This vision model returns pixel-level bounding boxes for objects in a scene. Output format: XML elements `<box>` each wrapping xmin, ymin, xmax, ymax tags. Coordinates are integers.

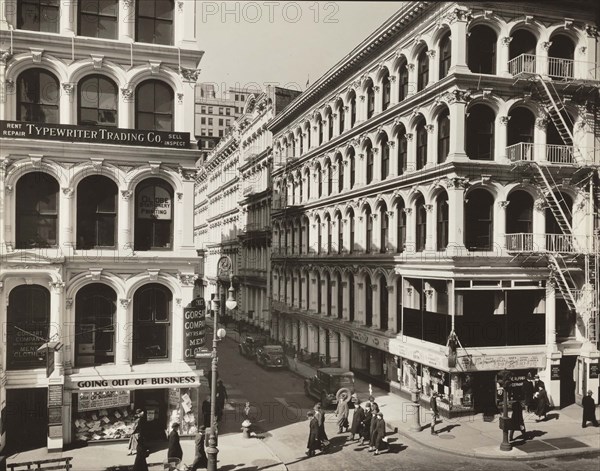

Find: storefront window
<box><xmin>167</xmin><ymin>388</ymin><xmax>200</xmax><ymax>436</ymax></box>
<box><xmin>133</xmin><ymin>284</ymin><xmax>172</xmax><ymax>363</ymax></box>
<box><xmin>73</xmin><ymin>391</ymin><xmax>134</xmax><ymax>442</ymax></box>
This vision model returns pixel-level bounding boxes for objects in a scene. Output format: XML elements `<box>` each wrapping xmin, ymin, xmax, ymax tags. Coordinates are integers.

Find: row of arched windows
<box><xmin>16</xmin><ymin>69</ymin><xmax>174</xmax><ymax>130</ymax></box>
<box><xmin>14</xmin><ymin>172</ymin><xmax>174</xmax><ymax>250</ymax></box>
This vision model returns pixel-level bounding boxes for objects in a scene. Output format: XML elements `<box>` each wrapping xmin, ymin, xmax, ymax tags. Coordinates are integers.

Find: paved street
<box><xmin>215</xmin><ymin>335</ymin><xmax>600</xmax><ymax>471</ymax></box>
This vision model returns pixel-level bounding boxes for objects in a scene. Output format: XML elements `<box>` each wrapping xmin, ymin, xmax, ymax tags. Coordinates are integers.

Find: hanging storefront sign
<box><xmin>78</xmin><ymin>390</ymin><xmax>131</xmax><ymax>412</ymax></box>
<box><xmin>6</xmin><ymin>324</ymin><xmax>47</xmax><ymax>370</ymax></box>
<box><xmin>137</xmin><ymin>185</ymin><xmax>172</xmax><ymax>220</ymax></box>
<box><xmin>590</xmin><ymin>363</ymin><xmax>599</xmax><ymax>379</ymax></box>
<box><xmin>183</xmin><ymin>306</ymin><xmax>206</xmax><ymax>361</ymax></box>
<box><xmin>0</xmin><ymin>120</ymin><xmax>190</xmax><ymax>148</ymax></box>
<box><xmin>48</xmin><ymin>385</ymin><xmax>64</xmax><ymax>407</ymax></box>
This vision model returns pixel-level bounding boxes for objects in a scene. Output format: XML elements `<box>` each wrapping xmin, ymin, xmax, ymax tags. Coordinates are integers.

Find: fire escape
<box><xmin>507</xmin><ymin>53</ymin><xmax>599</xmax><ymax>345</ymax></box>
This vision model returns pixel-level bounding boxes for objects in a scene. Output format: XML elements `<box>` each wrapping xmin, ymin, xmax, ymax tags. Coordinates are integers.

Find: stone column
<box><xmin>319</xmin><ymin>326</ymin><xmax>327</xmax><ymax>358</ymax></box>
<box><xmin>425</xmin><ymin>124</ymin><xmax>436</xmax><ymax>167</ymax></box>
<box><xmin>356</xmin><ymin>275</ymin><xmax>366</xmax><ymax>325</ymax></box>
<box><xmin>496</xmin><ymin>200</ymin><xmax>509</xmax><ymax>250</ymax></box>
<box><xmin>406</xmin><ymin>63</ymin><xmax>416</xmax><ymax>98</ymax></box>
<box><xmin>533</xmin><ymin>200</ymin><xmax>546</xmax><ymax>250</ymax></box>
<box><xmin>372</xmin><ymin>147</ymin><xmax>381</xmax><ymax>183</ymax></box>
<box><xmin>372</xmin><ymin>282</ymin><xmax>380</xmax><ymax>329</ymax></box>
<box><xmin>340</xmin><ymin>333</ymin><xmax>351</xmax><ymax>370</ymax></box>
<box><xmin>446</xmin><ymin>179</ymin><xmax>467</xmax><ymax>255</ymax></box>
<box><xmin>405</xmin><ymin>133</ymin><xmax>416</xmax><ymax>173</ymax></box>
<box><xmin>328</xmin><ymin>331</ymin><xmax>339</xmax><ymax>365</ymax></box>
<box><xmin>118</xmin><ymin>0</ymin><xmax>135</xmax><ymax>42</ymax></box>
<box><xmin>499</xmin><ymin>36</ymin><xmax>513</xmax><ymax>77</ymax></box>
<box><xmin>448</xmin><ymin>9</ymin><xmax>470</xmax><ymax>74</ymax></box>
<box><xmin>308</xmin><ymin>324</ymin><xmax>319</xmax><ymax>353</ymax></box>
<box><xmin>371</xmin><ymin>212</ymin><xmax>380</xmax><ymax>253</ymax></box>
<box><xmin>387</xmin><ymin>210</ymin><xmax>398</xmax><ymax>253</ymax></box>
<box><xmin>60</xmin><ymin>82</ymin><xmax>75</xmax><ymax>125</ymax></box>
<box><xmin>59</xmin><ymin>0</ymin><xmax>75</xmax><ymax>36</ymax></box>
<box><xmin>534</xmin><ymin>116</ymin><xmax>548</xmax><ymax>162</ymax></box>
<box><xmin>341</xmin><ymin>273</ymin><xmax>350</xmax><ymax>321</ymax></box>
<box><xmin>545</xmin><ymin>281</ymin><xmax>561</xmax><ymax>407</ymax></box>
<box><xmin>388</xmin><ymin>140</ymin><xmax>398</xmax><ymax>176</ymax></box>
<box><xmin>115</xmin><ymin>297</ymin><xmax>131</xmax><ymax>367</ymax></box>
<box><xmin>447</xmin><ymin>96</ymin><xmax>468</xmax><ymax>161</ymax></box>
<box><xmin>388</xmin><ymin>281</ymin><xmax>398</xmax><ymax>333</ymax></box>
<box><xmin>426</xmin><ymin>50</ymin><xmax>438</xmax><ymax>86</ymax></box>
<box><xmin>496</xmin><ymin>115</ymin><xmax>510</xmax><ymax>163</ymax></box>
<box><xmin>49</xmin><ymin>281</ymin><xmax>65</xmax><ymax>376</ymax></box>
<box><xmin>59</xmin><ymin>186</ymin><xmax>74</xmax><ymax>257</ymax></box>
<box><xmin>403</xmin><ymin>208</ymin><xmax>415</xmax><ymax>254</ymax></box>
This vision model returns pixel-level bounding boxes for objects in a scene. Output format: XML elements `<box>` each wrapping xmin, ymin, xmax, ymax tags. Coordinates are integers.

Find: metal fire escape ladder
<box><xmin>548</xmin><ymin>255</ymin><xmax>578</xmax><ymax>311</ymax></box>
<box><xmin>530</xmin><ymin>162</ymin><xmax>574</xmax><ymax>235</ymax></box>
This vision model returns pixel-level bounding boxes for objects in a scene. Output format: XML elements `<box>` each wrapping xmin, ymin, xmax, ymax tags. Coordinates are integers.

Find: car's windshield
<box><xmin>332</xmin><ymin>376</ymin><xmax>354</xmax><ymax>388</ymax></box>
<box><xmin>264</xmin><ymin>346</ymin><xmax>283</xmax><ymax>354</ymax></box>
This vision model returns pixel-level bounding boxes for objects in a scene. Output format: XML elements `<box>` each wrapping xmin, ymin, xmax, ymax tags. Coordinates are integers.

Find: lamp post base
<box><xmin>408</xmin><ymin>403</ymin><xmax>422</xmax><ymax>432</ymax></box>
<box><xmin>206</xmin><ymin>444</ymin><xmax>219</xmax><ymax>471</ymax></box>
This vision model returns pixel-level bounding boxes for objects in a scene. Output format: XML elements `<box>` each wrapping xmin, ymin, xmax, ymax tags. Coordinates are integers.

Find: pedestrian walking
<box><xmin>349</xmin><ymin>400</ymin><xmax>365</xmax><ymax>441</ymax></box>
<box><xmin>335</xmin><ymin>392</ymin><xmax>350</xmax><ymax>433</ymax></box>
<box><xmin>582</xmin><ymin>390</ymin><xmax>599</xmax><ymax>428</ymax></box>
<box><xmin>534</xmin><ymin>386</ymin><xmax>549</xmax><ymax>421</ymax></box>
<box><xmin>314</xmin><ymin>403</ymin><xmax>329</xmax><ymax>448</ymax></box>
<box><xmin>133</xmin><ymin>436</ymin><xmax>149</xmax><ymax>471</ymax></box>
<box><xmin>202</xmin><ymin>396</ymin><xmax>212</xmax><ymax>428</ymax></box>
<box><xmin>167</xmin><ymin>422</ymin><xmax>183</xmax><ymax>464</ymax></box>
<box><xmin>523</xmin><ymin>373</ymin><xmax>535</xmax><ymax>412</ymax></box>
<box><xmin>359</xmin><ymin>404</ymin><xmax>372</xmax><ymax>445</ymax></box>
<box><xmin>430</xmin><ymin>392</ymin><xmax>440</xmax><ymax>434</ymax></box>
<box><xmin>509</xmin><ymin>400</ymin><xmax>527</xmax><ymax>441</ymax></box>
<box><xmin>128</xmin><ymin>409</ymin><xmax>146</xmax><ymax>456</ymax></box>
<box><xmin>368</xmin><ymin>403</ymin><xmax>380</xmax><ymax>451</ymax></box>
<box><xmin>190</xmin><ymin>426</ymin><xmax>208</xmax><ymax>471</ymax></box>
<box><xmin>305</xmin><ymin>410</ymin><xmax>321</xmax><ymax>457</ymax></box>
<box><xmin>215</xmin><ymin>380</ymin><xmax>228</xmax><ymax>422</ymax></box>
<box><xmin>372</xmin><ymin>413</ymin><xmax>387</xmax><ymax>455</ymax></box>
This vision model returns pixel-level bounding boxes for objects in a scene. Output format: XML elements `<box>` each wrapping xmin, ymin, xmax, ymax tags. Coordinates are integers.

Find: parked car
<box><xmin>239</xmin><ymin>336</ymin><xmax>267</xmax><ymax>359</ymax></box>
<box><xmin>304</xmin><ymin>368</ymin><xmax>356</xmax><ymax>408</ymax></box>
<box><xmin>255</xmin><ymin>345</ymin><xmax>288</xmax><ymax>369</ymax></box>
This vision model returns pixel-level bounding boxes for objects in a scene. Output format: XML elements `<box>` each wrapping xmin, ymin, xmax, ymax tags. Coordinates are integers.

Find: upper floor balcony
<box><xmin>505</xmin><ymin>233</ymin><xmax>594</xmax><ymax>254</ymax></box>
<box><xmin>508</xmin><ymin>54</ymin><xmax>600</xmax><ymax>82</ymax></box>
<box><xmin>507</xmin><ymin>143</ymin><xmax>595</xmax><ymax>166</ymax></box>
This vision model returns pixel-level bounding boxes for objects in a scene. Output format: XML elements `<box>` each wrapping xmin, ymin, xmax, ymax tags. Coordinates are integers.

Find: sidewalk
<box><xmin>6</xmin><ymin>433</ymin><xmax>286</xmax><ymax>471</ymax></box>
<box><xmin>286</xmin><ymin>356</ymin><xmax>600</xmax><ymax>461</ymax></box>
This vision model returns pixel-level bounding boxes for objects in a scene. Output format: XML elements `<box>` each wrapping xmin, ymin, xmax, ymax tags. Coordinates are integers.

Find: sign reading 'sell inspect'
<box><xmin>0</xmin><ymin>120</ymin><xmax>190</xmax><ymax>148</ymax></box>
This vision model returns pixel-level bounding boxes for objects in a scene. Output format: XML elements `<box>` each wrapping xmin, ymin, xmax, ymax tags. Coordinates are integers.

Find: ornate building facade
<box><xmin>269</xmin><ymin>1</ymin><xmax>600</xmax><ymax>416</ymax></box>
<box><xmin>0</xmin><ymin>0</ymin><xmax>202</xmax><ymax>451</ymax></box>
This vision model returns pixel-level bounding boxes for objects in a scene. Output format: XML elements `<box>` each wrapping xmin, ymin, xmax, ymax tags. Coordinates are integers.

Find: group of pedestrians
<box><xmin>523</xmin><ymin>373</ymin><xmax>550</xmax><ymax>421</ymax></box>
<box><xmin>306</xmin><ymin>396</ymin><xmax>388</xmax><ymax>458</ymax></box>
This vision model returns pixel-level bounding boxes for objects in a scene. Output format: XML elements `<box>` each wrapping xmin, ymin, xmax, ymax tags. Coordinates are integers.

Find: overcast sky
<box><xmin>196</xmin><ymin>1</ymin><xmax>401</xmax><ymax>97</ymax></box>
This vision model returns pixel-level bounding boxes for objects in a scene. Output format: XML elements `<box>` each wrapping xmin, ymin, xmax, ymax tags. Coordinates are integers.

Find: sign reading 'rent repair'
<box><xmin>0</xmin><ymin>120</ymin><xmax>190</xmax><ymax>149</ymax></box>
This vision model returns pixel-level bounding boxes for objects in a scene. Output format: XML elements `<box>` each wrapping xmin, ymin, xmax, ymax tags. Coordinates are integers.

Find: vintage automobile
<box><xmin>255</xmin><ymin>345</ymin><xmax>288</xmax><ymax>369</ymax></box>
<box><xmin>238</xmin><ymin>336</ymin><xmax>267</xmax><ymax>359</ymax></box>
<box><xmin>304</xmin><ymin>368</ymin><xmax>356</xmax><ymax>408</ymax></box>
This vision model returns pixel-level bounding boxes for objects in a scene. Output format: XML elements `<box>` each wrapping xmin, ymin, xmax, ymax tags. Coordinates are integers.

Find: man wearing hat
<box><xmin>190</xmin><ymin>425</ymin><xmax>208</xmax><ymax>471</ymax></box>
<box><xmin>167</xmin><ymin>422</ymin><xmax>183</xmax><ymax>464</ymax></box>
<box><xmin>582</xmin><ymin>390</ymin><xmax>599</xmax><ymax>428</ymax></box>
<box><xmin>128</xmin><ymin>409</ymin><xmax>145</xmax><ymax>455</ymax></box>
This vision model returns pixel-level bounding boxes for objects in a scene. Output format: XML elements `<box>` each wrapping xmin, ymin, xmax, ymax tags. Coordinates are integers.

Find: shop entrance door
<box><xmin>135</xmin><ymin>389</ymin><xmax>168</xmax><ymax>441</ymax></box>
<box><xmin>473</xmin><ymin>372</ymin><xmax>497</xmax><ymax>414</ymax></box>
<box><xmin>560</xmin><ymin>355</ymin><xmax>577</xmax><ymax>407</ymax></box>
<box><xmin>5</xmin><ymin>388</ymin><xmax>48</xmax><ymax>452</ymax></box>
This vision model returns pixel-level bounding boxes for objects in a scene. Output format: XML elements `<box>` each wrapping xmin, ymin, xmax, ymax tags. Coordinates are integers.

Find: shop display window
<box><xmin>73</xmin><ymin>391</ymin><xmax>135</xmax><ymax>442</ymax></box>
<box><xmin>167</xmin><ymin>387</ymin><xmax>200</xmax><ymax>436</ymax></box>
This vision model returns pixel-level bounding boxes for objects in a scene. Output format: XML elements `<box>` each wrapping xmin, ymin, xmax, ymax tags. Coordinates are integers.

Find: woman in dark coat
<box><xmin>133</xmin><ymin>437</ymin><xmax>149</xmax><ymax>471</ymax></box>
<box><xmin>535</xmin><ymin>387</ymin><xmax>549</xmax><ymax>421</ymax></box>
<box><xmin>582</xmin><ymin>390</ymin><xmax>599</xmax><ymax>427</ymax></box>
<box><xmin>368</xmin><ymin>403</ymin><xmax>380</xmax><ymax>450</ymax></box>
<box><xmin>190</xmin><ymin>426</ymin><xmax>208</xmax><ymax>471</ymax></box>
<box><xmin>306</xmin><ymin>411</ymin><xmax>321</xmax><ymax>457</ymax></box>
<box><xmin>372</xmin><ymin>413</ymin><xmax>387</xmax><ymax>455</ymax></box>
<box><xmin>349</xmin><ymin>401</ymin><xmax>365</xmax><ymax>441</ymax></box>
<box><xmin>314</xmin><ymin>403</ymin><xmax>329</xmax><ymax>447</ymax></box>
<box><xmin>523</xmin><ymin>373</ymin><xmax>535</xmax><ymax>412</ymax></box>
<box><xmin>359</xmin><ymin>405</ymin><xmax>372</xmax><ymax>445</ymax></box>
<box><xmin>167</xmin><ymin>423</ymin><xmax>183</xmax><ymax>463</ymax></box>
<box><xmin>509</xmin><ymin>400</ymin><xmax>526</xmax><ymax>441</ymax></box>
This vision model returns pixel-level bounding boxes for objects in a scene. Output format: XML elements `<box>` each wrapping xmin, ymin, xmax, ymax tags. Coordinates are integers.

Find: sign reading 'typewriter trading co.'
<box><xmin>0</xmin><ymin>120</ymin><xmax>190</xmax><ymax>148</ymax></box>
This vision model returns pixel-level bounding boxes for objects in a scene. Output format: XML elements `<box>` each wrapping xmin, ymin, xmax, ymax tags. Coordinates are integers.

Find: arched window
<box><xmin>325</xmin><ymin>272</ymin><xmax>332</xmax><ymax>316</ymax></box>
<box><xmin>326</xmin><ymin>215</ymin><xmax>332</xmax><ymax>254</ymax></box>
<box><xmin>417</xmin><ymin>49</ymin><xmax>429</xmax><ymax>91</ymax></box>
<box><xmin>439</xmin><ymin>33</ymin><xmax>452</xmax><ymax>79</ymax></box>
<box><xmin>365</xmin><ymin>276</ymin><xmax>373</xmax><ymax>327</ymax></box>
<box><xmin>136</xmin><ymin>0</ymin><xmax>174</xmax><ymax>45</ymax></box>
<box><xmin>350</xmin><ymin>93</ymin><xmax>357</xmax><ymax>128</ymax></box>
<box><xmin>509</xmin><ymin>30</ymin><xmax>537</xmax><ymax>74</ymax></box>
<box><xmin>381</xmin><ymin>70</ymin><xmax>391</xmax><ymax>111</ymax></box>
<box><xmin>306</xmin><ymin>124</ymin><xmax>312</xmax><ymax>149</ymax></box>
<box><xmin>366</xmin><ymin>140</ymin><xmax>374</xmax><ymax>184</ymax></box>
<box><xmin>508</xmin><ymin>107</ymin><xmax>535</xmax><ymax>146</ymax></box>
<box><xmin>507</xmin><ymin>191</ymin><xmax>533</xmax><ymax>235</ymax></box>
<box><xmin>337</xmin><ymin>155</ymin><xmax>344</xmax><ymax>193</ymax></box>
<box><xmin>349</xmin><ymin>148</ymin><xmax>356</xmax><ymax>188</ymax></box>
<box><xmin>317</xmin><ymin>165</ymin><xmax>323</xmax><ymax>197</ymax></box>
<box><xmin>76</xmin><ymin>283</ymin><xmax>116</xmax><ymax>366</ymax></box>
<box><xmin>416</xmin><ymin>119</ymin><xmax>428</xmax><ymax>170</ymax></box>
<box><xmin>78</xmin><ymin>75</ymin><xmax>118</xmax><ymax>126</ymax></box>
<box><xmin>398</xmin><ymin>61</ymin><xmax>409</xmax><ymax>101</ymax></box>
<box><xmin>348</xmin><ymin>273</ymin><xmax>355</xmax><ymax>322</ymax></box>
<box><xmin>396</xmin><ymin>199</ymin><xmax>406</xmax><ymax>253</ymax></box>
<box><xmin>437</xmin><ymin>109</ymin><xmax>450</xmax><ymax>163</ymax></box>
<box><xmin>133</xmin><ymin>284</ymin><xmax>172</xmax><ymax>362</ymax></box>
<box><xmin>337</xmin><ymin>213</ymin><xmax>344</xmax><ymax>254</ymax></box>
<box><xmin>316</xmin><ymin>217</ymin><xmax>322</xmax><ymax>254</ymax></box>
<box><xmin>548</xmin><ymin>35</ymin><xmax>575</xmax><ymax>79</ymax></box>
<box><xmin>7</xmin><ymin>285</ymin><xmax>50</xmax><ymax>370</ymax></box>
<box><xmin>468</xmin><ymin>25</ymin><xmax>497</xmax><ymax>74</ymax></box>
<box><xmin>348</xmin><ymin>210</ymin><xmax>355</xmax><ymax>253</ymax></box>
<box><xmin>415</xmin><ymin>195</ymin><xmax>427</xmax><ymax>252</ymax></box>
<box><xmin>326</xmin><ymin>162</ymin><xmax>333</xmax><ymax>195</ymax></box>
<box><xmin>298</xmin><ymin>131</ymin><xmax>304</xmax><ymax>155</ymax></box>
<box><xmin>337</xmin><ymin>273</ymin><xmax>343</xmax><ymax>319</ymax></box>
<box><xmin>316</xmin><ymin>271</ymin><xmax>322</xmax><ymax>312</ymax></box>
<box><xmin>16</xmin><ymin>172</ymin><xmax>59</xmax><ymax>248</ymax></box>
<box><xmin>134</xmin><ymin>178</ymin><xmax>174</xmax><ymax>250</ymax></box>
<box><xmin>328</xmin><ymin>112</ymin><xmax>334</xmax><ymax>139</ymax></box>
<box><xmin>380</xmin><ymin>203</ymin><xmax>389</xmax><ymax>253</ymax></box>
<box><xmin>136</xmin><ymin>80</ymin><xmax>173</xmax><ymax>131</ymax></box>
<box><xmin>466</xmin><ymin>105</ymin><xmax>495</xmax><ymax>160</ymax></box>
<box><xmin>305</xmin><ymin>171</ymin><xmax>311</xmax><ymax>200</ymax></box>
<box><xmin>465</xmin><ymin>189</ymin><xmax>494</xmax><ymax>250</ymax></box>
<box><xmin>77</xmin><ymin>175</ymin><xmax>118</xmax><ymax>249</ymax></box>
<box><xmin>379</xmin><ymin>275</ymin><xmax>389</xmax><ymax>331</ymax></box>
<box><xmin>317</xmin><ymin>117</ymin><xmax>324</xmax><ymax>145</ymax></box>
<box><xmin>380</xmin><ymin>133</ymin><xmax>390</xmax><ymax>180</ymax></box>
<box><xmin>436</xmin><ymin>192</ymin><xmax>449</xmax><ymax>251</ymax></box>
<box><xmin>17</xmin><ymin>69</ymin><xmax>59</xmax><ymax>123</ymax></box>
<box><xmin>365</xmin><ymin>206</ymin><xmax>373</xmax><ymax>253</ymax></box>
<box><xmin>366</xmin><ymin>79</ymin><xmax>375</xmax><ymax>119</ymax></box>
<box><xmin>79</xmin><ymin>0</ymin><xmax>118</xmax><ymax>39</ymax></box>
<box><xmin>397</xmin><ymin>127</ymin><xmax>408</xmax><ymax>175</ymax></box>
<box><xmin>337</xmin><ymin>100</ymin><xmax>345</xmax><ymax>134</ymax></box>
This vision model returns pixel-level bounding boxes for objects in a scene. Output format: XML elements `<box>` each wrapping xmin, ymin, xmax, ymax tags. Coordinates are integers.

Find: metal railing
<box><xmin>506</xmin><ymin>142</ymin><xmax>575</xmax><ymax>164</ymax></box>
<box><xmin>508</xmin><ymin>54</ymin><xmax>599</xmax><ymax>81</ymax></box>
<box><xmin>505</xmin><ymin>233</ymin><xmax>580</xmax><ymax>253</ymax></box>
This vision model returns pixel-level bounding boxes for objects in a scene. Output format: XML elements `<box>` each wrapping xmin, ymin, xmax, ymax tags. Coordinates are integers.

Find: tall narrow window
<box><xmin>338</xmin><ymin>102</ymin><xmax>345</xmax><ymax>134</ymax></box>
<box><xmin>76</xmin><ymin>284</ymin><xmax>116</xmax><ymax>366</ymax></box>
<box><xmin>416</xmin><ymin>196</ymin><xmax>427</xmax><ymax>252</ymax></box>
<box><xmin>337</xmin><ymin>273</ymin><xmax>343</xmax><ymax>318</ymax></box>
<box><xmin>306</xmin><ymin>124</ymin><xmax>312</xmax><ymax>149</ymax></box>
<box><xmin>381</xmin><ymin>133</ymin><xmax>390</xmax><ymax>180</ymax></box>
<box><xmin>17</xmin><ymin>69</ymin><xmax>59</xmax><ymax>124</ymax></box>
<box><xmin>136</xmin><ymin>0</ymin><xmax>174</xmax><ymax>45</ymax></box>
<box><xmin>397</xmin><ymin>201</ymin><xmax>406</xmax><ymax>253</ymax></box>
<box><xmin>16</xmin><ymin>172</ymin><xmax>59</xmax><ymax>248</ymax></box>
<box><xmin>136</xmin><ymin>80</ymin><xmax>173</xmax><ymax>131</ymax></box>
<box><xmin>466</xmin><ymin>105</ymin><xmax>495</xmax><ymax>160</ymax></box>
<box><xmin>439</xmin><ymin>33</ymin><xmax>452</xmax><ymax>79</ymax></box>
<box><xmin>468</xmin><ymin>25</ymin><xmax>497</xmax><ymax>74</ymax></box>
<box><xmin>78</xmin><ymin>0</ymin><xmax>118</xmax><ymax>39</ymax></box>
<box><xmin>133</xmin><ymin>284</ymin><xmax>172</xmax><ymax>362</ymax></box>
<box><xmin>326</xmin><ymin>216</ymin><xmax>332</xmax><ymax>254</ymax></box>
<box><xmin>366</xmin><ymin>141</ymin><xmax>374</xmax><ymax>184</ymax></box>
<box><xmin>337</xmin><ymin>214</ymin><xmax>344</xmax><ymax>254</ymax></box>
<box><xmin>317</xmin><ymin>165</ymin><xmax>323</xmax><ymax>197</ymax></box>
<box><xmin>337</xmin><ymin>156</ymin><xmax>344</xmax><ymax>193</ymax></box>
<box><xmin>417</xmin><ymin>49</ymin><xmax>429</xmax><ymax>91</ymax></box>
<box><xmin>380</xmin><ymin>204</ymin><xmax>389</xmax><ymax>253</ymax></box>
<box><xmin>349</xmin><ymin>210</ymin><xmax>355</xmax><ymax>253</ymax></box>
<box><xmin>77</xmin><ymin>175</ymin><xmax>117</xmax><ymax>249</ymax></box>
<box><xmin>325</xmin><ymin>273</ymin><xmax>332</xmax><ymax>316</ymax></box>
<box><xmin>365</xmin><ymin>276</ymin><xmax>373</xmax><ymax>327</ymax></box>
<box><xmin>382</xmin><ymin>70</ymin><xmax>391</xmax><ymax>110</ymax></box>
<box><xmin>398</xmin><ymin>62</ymin><xmax>409</xmax><ymax>101</ymax></box>
<box><xmin>365</xmin><ymin>207</ymin><xmax>373</xmax><ymax>253</ymax></box>
<box><xmin>366</xmin><ymin>81</ymin><xmax>375</xmax><ymax>119</ymax></box>
<box><xmin>348</xmin><ymin>273</ymin><xmax>355</xmax><ymax>321</ymax></box>
<box><xmin>465</xmin><ymin>189</ymin><xmax>494</xmax><ymax>250</ymax></box>
<box><xmin>78</xmin><ymin>75</ymin><xmax>118</xmax><ymax>126</ymax></box>
<box><xmin>316</xmin><ymin>218</ymin><xmax>322</xmax><ymax>254</ymax></box>
<box><xmin>327</xmin><ymin>163</ymin><xmax>333</xmax><ymax>195</ymax></box>
<box><xmin>379</xmin><ymin>275</ymin><xmax>389</xmax><ymax>331</ymax></box>
<box><xmin>350</xmin><ymin>94</ymin><xmax>357</xmax><ymax>127</ymax></box>
<box><xmin>437</xmin><ymin>109</ymin><xmax>450</xmax><ymax>163</ymax></box>
<box><xmin>328</xmin><ymin>113</ymin><xmax>334</xmax><ymax>139</ymax></box>
<box><xmin>134</xmin><ymin>178</ymin><xmax>174</xmax><ymax>250</ymax></box>
<box><xmin>18</xmin><ymin>0</ymin><xmax>59</xmax><ymax>33</ymax></box>
<box><xmin>416</xmin><ymin>120</ymin><xmax>428</xmax><ymax>170</ymax></box>
<box><xmin>397</xmin><ymin>130</ymin><xmax>407</xmax><ymax>175</ymax></box>
<box><xmin>436</xmin><ymin>193</ymin><xmax>449</xmax><ymax>250</ymax></box>
<box><xmin>316</xmin><ymin>272</ymin><xmax>322</xmax><ymax>312</ymax></box>
<box><xmin>318</xmin><ymin>118</ymin><xmax>323</xmax><ymax>145</ymax></box>
<box><xmin>349</xmin><ymin>149</ymin><xmax>356</xmax><ymax>188</ymax></box>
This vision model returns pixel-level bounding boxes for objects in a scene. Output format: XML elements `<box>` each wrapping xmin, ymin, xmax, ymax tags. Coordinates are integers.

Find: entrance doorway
<box><xmin>135</xmin><ymin>389</ymin><xmax>168</xmax><ymax>441</ymax></box>
<box><xmin>5</xmin><ymin>388</ymin><xmax>48</xmax><ymax>452</ymax></box>
<box><xmin>473</xmin><ymin>372</ymin><xmax>498</xmax><ymax>414</ymax></box>
<box><xmin>560</xmin><ymin>356</ymin><xmax>577</xmax><ymax>407</ymax></box>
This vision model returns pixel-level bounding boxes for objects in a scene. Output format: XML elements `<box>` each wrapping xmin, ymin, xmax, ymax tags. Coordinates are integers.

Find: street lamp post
<box><xmin>206</xmin><ymin>286</ymin><xmax>236</xmax><ymax>471</ymax></box>
<box><xmin>498</xmin><ymin>369</ymin><xmax>513</xmax><ymax>452</ymax></box>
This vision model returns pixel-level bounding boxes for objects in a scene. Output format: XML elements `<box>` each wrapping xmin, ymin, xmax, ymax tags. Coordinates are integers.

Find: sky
<box><xmin>195</xmin><ymin>1</ymin><xmax>402</xmax><ymax>97</ymax></box>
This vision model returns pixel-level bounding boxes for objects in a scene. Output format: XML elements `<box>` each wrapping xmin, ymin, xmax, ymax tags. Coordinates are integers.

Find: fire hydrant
<box><xmin>241</xmin><ymin>419</ymin><xmax>252</xmax><ymax>438</ymax></box>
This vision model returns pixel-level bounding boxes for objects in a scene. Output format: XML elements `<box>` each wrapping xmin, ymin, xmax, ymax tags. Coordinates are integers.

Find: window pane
<box><xmin>80</xmin><ymin>79</ymin><xmax>99</xmax><ymax>108</ymax></box>
<box><xmin>40</xmin><ymin>5</ymin><xmax>60</xmax><ymax>33</ymax></box>
<box><xmin>137</xmin><ymin>17</ymin><xmax>154</xmax><ymax>43</ymax></box>
<box><xmin>154</xmin><ymin>220</ymin><xmax>171</xmax><ymax>247</ymax></box>
<box><xmin>98</xmin><ymin>0</ymin><xmax>117</xmax><ymax>15</ymax></box>
<box><xmin>138</xmin><ymin>0</ymin><xmax>155</xmax><ymax>17</ymax></box>
<box><xmin>137</xmin><ymin>113</ymin><xmax>155</xmax><ymax>130</ymax></box>
<box><xmin>154</xmin><ymin>84</ymin><xmax>172</xmax><ymax>113</ymax></box>
<box><xmin>155</xmin><ymin>115</ymin><xmax>172</xmax><ymax>131</ymax></box>
<box><xmin>98</xmin><ymin>109</ymin><xmax>117</xmax><ymax>126</ymax></box>
<box><xmin>97</xmin><ymin>16</ymin><xmax>117</xmax><ymax>39</ymax></box>
<box><xmin>97</xmin><ymin>215</ymin><xmax>115</xmax><ymax>246</ymax></box>
<box><xmin>80</xmin><ymin>0</ymin><xmax>99</xmax><ymax>14</ymax></box>
<box><xmin>154</xmin><ymin>20</ymin><xmax>172</xmax><ymax>45</ymax></box>
<box><xmin>39</xmin><ymin>73</ymin><xmax>59</xmax><ymax>105</ymax></box>
<box><xmin>155</xmin><ymin>0</ymin><xmax>173</xmax><ymax>19</ymax></box>
<box><xmin>98</xmin><ymin>79</ymin><xmax>117</xmax><ymax>109</ymax></box>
